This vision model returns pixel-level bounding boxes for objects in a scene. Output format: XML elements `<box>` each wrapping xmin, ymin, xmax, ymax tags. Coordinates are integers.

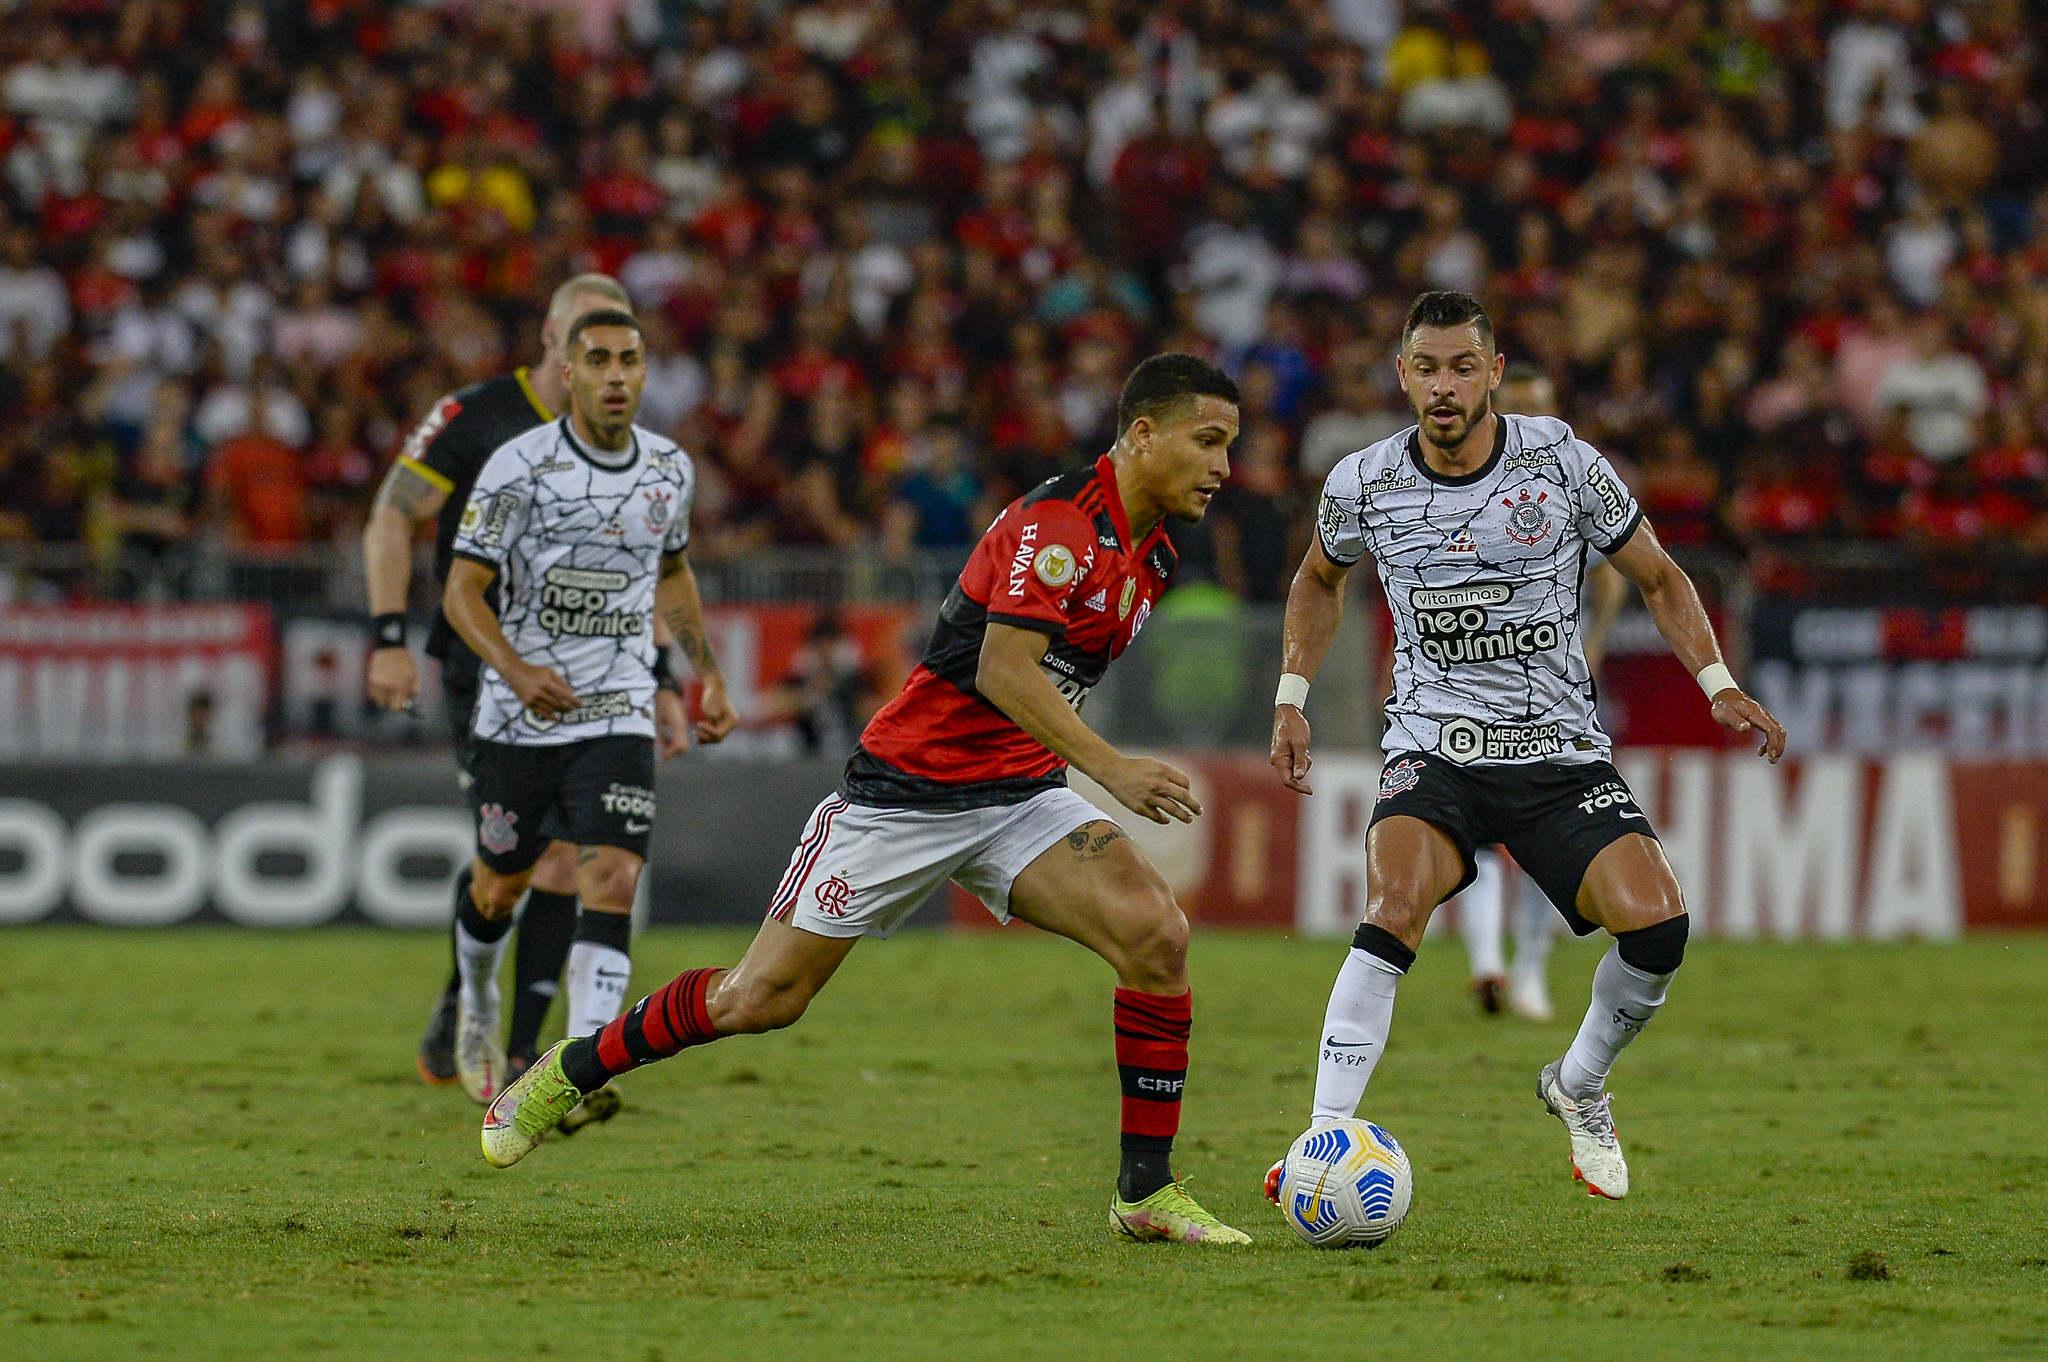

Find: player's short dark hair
<box><xmin>565</xmin><ymin>308</ymin><xmax>645</xmax><ymax>355</ymax></box>
<box><xmin>1402</xmin><ymin>291</ymin><xmax>1494</xmax><ymax>352</ymax></box>
<box><xmin>1501</xmin><ymin>360</ymin><xmax>1546</xmax><ymax>385</ymax></box>
<box><xmin>1116</xmin><ymin>352</ymin><xmax>1240</xmax><ymax>435</ymax></box>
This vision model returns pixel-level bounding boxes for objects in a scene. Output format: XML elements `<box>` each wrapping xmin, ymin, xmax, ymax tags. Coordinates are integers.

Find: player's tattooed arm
<box><xmin>362</xmin><ymin>463</ymin><xmax>454</xmax><ymax>708</ymax></box>
<box><xmin>977</xmin><ymin>622</ymin><xmax>1202</xmax><ymax>825</ymax></box>
<box><xmin>655</xmin><ymin>550</ymin><xmax>738</xmax><ymax>744</ymax></box>
<box><xmin>1270</xmin><ymin>536</ymin><xmax>1355</xmax><ymax>795</ymax></box>
<box><xmin>372</xmin><ymin>461</ymin><xmax>451</xmax><ymax>524</ymax></box>
<box><xmin>1607</xmin><ymin>518</ymin><xmax>1787</xmax><ymax>762</ymax></box>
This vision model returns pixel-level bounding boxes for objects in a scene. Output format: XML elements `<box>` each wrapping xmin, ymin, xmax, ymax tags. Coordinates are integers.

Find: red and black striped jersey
<box><xmin>846</xmin><ymin>454</ymin><xmax>1177</xmax><ymax>810</ymax></box>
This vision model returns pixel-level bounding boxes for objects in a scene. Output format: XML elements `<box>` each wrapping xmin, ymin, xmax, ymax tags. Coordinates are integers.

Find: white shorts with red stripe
<box><xmin>767</xmin><ymin>787</ymin><xmax>1110</xmax><ymax>938</ymax></box>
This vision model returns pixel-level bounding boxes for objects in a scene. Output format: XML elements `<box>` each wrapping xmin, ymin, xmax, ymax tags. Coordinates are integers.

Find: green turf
<box><xmin>2</xmin><ymin>927</ymin><xmax>2044</xmax><ymax>1361</ymax></box>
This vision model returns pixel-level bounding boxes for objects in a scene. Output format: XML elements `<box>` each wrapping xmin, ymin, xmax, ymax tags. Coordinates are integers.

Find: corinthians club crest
<box><xmin>642</xmin><ymin>487</ymin><xmax>673</xmax><ymax>534</ymax></box>
<box><xmin>1501</xmin><ymin>488</ymin><xmax>1551</xmax><ymax>545</ymax></box>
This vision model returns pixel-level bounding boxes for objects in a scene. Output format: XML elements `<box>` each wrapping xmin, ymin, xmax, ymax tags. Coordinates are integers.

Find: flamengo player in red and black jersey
<box><xmin>481</xmin><ymin>354</ymin><xmax>1256</xmax><ymax>1245</ymax></box>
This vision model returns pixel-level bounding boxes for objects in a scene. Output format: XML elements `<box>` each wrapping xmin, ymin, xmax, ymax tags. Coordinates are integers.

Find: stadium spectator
<box><xmin>206</xmin><ymin>387</ymin><xmax>307</xmax><ymax>550</ymax></box>
<box><xmin>0</xmin><ymin>0</ymin><xmax>2040</xmax><ymax>598</ymax></box>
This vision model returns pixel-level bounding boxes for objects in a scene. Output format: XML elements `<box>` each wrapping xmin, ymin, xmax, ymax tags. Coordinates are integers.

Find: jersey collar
<box><xmin>1406</xmin><ymin>414</ymin><xmax>1505</xmax><ymax>487</ymax></box>
<box><xmin>1094</xmin><ymin>453</ymin><xmax>1138</xmax><ymax>549</ymax></box>
<box><xmin>514</xmin><ymin>366</ymin><xmax>554</xmax><ymax>420</ymax></box>
<box><xmin>560</xmin><ymin>415</ymin><xmax>638</xmax><ymax>472</ymax></box>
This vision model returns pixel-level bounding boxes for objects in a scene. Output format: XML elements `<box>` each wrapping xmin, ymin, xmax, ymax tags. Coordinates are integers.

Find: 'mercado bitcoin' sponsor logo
<box><xmin>525</xmin><ymin>689</ymin><xmax>637</xmax><ymax>730</ymax></box>
<box><xmin>1409</xmin><ymin>583</ymin><xmax>1560</xmax><ymax>665</ymax></box>
<box><xmin>1437</xmin><ymin>717</ymin><xmax>1563</xmax><ymax>764</ymax></box>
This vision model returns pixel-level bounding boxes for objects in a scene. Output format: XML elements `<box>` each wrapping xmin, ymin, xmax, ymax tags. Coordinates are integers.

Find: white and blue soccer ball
<box><xmin>1275</xmin><ymin>1118</ymin><xmax>1414</xmax><ymax>1248</ymax></box>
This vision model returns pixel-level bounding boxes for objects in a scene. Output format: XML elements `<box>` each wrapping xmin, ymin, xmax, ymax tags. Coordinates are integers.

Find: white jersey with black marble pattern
<box><xmin>452</xmin><ymin>417</ymin><xmax>694</xmax><ymax>746</ymax></box>
<box><xmin>1318</xmin><ymin>413</ymin><xmax>1642</xmax><ymax>766</ymax></box>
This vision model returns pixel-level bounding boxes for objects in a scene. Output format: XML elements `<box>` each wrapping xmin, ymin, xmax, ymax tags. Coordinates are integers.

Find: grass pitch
<box><xmin>2</xmin><ymin>927</ymin><xmax>2045</xmax><ymax>1361</ymax></box>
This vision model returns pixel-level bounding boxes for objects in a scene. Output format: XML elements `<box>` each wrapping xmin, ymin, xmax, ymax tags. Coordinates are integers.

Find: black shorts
<box><xmin>466</xmin><ymin>735</ymin><xmax>657</xmax><ymax>874</ymax></box>
<box><xmin>1368</xmin><ymin>753</ymin><xmax>1658</xmax><ymax>935</ymax></box>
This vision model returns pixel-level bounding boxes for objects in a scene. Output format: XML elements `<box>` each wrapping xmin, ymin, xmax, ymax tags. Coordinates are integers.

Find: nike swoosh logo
<box><xmin>1616</xmin><ymin>810</ymin><xmax>1645</xmax><ymax>820</ymax></box>
<box><xmin>624</xmin><ymin>821</ymin><xmax>650</xmax><ymax>833</ymax></box>
<box><xmin>594</xmin><ymin>969</ymin><xmax>629</xmax><ymax>980</ymax></box>
<box><xmin>1324</xmin><ymin>1037</ymin><xmax>1370</xmax><ymax>1049</ymax></box>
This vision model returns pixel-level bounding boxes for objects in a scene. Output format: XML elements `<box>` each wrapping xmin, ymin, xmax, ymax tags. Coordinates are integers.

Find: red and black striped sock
<box><xmin>559</xmin><ymin>967</ymin><xmax>724</xmax><ymax>1092</ymax></box>
<box><xmin>1114</xmin><ymin>987</ymin><xmax>1191</xmax><ymax>1202</ymax></box>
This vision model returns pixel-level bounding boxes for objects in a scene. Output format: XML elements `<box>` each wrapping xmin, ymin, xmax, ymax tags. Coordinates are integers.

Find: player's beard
<box><xmin>1419</xmin><ymin>391</ymin><xmax>1491</xmax><ymax>451</ymax></box>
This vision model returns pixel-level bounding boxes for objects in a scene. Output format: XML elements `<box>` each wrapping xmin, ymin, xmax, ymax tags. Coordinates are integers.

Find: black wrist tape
<box><xmin>651</xmin><ymin>645</ymin><xmax>681</xmax><ymax>693</ymax></box>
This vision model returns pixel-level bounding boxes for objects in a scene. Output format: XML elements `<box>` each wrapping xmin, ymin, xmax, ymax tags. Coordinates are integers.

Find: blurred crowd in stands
<box><xmin>1</xmin><ymin>0</ymin><xmax>2045</xmax><ymax>604</ymax></box>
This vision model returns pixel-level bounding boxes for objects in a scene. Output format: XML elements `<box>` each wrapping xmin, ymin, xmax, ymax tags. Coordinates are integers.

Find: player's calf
<box><xmin>1557</xmin><ymin>912</ymin><xmax>1687</xmax><ymax>1101</ymax></box>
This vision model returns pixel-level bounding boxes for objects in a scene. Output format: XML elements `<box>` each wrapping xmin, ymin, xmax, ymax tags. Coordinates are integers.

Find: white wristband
<box><xmin>1276</xmin><ymin>672</ymin><xmax>1311</xmax><ymax>711</ymax></box>
<box><xmin>1696</xmin><ymin>662</ymin><xmax>1738</xmax><ymax>700</ymax></box>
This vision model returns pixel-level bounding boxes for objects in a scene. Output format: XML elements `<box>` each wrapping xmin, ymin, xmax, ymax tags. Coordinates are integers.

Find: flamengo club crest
<box><xmin>813</xmin><ymin>875</ymin><xmax>854</xmax><ymax>917</ymax></box>
<box><xmin>1503</xmin><ymin>489</ymin><xmax>1551</xmax><ymax>545</ymax></box>
<box><xmin>643</xmin><ymin>487</ymin><xmax>673</xmax><ymax>534</ymax></box>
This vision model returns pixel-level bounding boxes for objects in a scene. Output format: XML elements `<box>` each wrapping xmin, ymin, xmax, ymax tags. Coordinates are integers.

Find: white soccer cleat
<box><xmin>1537</xmin><ymin>1060</ymin><xmax>1628</xmax><ymax>1199</ymax></box>
<box><xmin>455</xmin><ymin>985</ymin><xmax>508</xmax><ymax>1106</ymax></box>
<box><xmin>1509</xmin><ymin>971</ymin><xmax>1555</xmax><ymax>1023</ymax></box>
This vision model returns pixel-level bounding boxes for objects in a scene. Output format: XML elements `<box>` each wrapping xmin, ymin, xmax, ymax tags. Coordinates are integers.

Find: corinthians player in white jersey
<box><xmin>443</xmin><ymin>308</ymin><xmax>737</xmax><ymax>1104</ymax></box>
<box><xmin>1268</xmin><ymin>292</ymin><xmax>1786</xmax><ymax>1200</ymax></box>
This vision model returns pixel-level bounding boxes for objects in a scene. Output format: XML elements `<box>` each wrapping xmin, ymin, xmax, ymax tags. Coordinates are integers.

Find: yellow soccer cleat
<box><xmin>1109</xmin><ymin>1179</ymin><xmax>1252</xmax><ymax>1245</ymax></box>
<box><xmin>481</xmin><ymin>1041</ymin><xmax>585</xmax><ymax>1168</ymax></box>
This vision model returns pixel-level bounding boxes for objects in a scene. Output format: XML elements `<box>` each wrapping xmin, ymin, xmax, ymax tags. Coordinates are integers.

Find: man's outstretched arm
<box><xmin>976</xmin><ymin>621</ymin><xmax>1202</xmax><ymax>825</ymax></box>
<box><xmin>362</xmin><ymin>461</ymin><xmax>449</xmax><ymax>708</ymax></box>
<box><xmin>1269</xmin><ymin>537</ymin><xmax>1354</xmax><ymax>794</ymax></box>
<box><xmin>1606</xmin><ymin>519</ymin><xmax>1786</xmax><ymax>762</ymax></box>
<box><xmin>655</xmin><ymin>550</ymin><xmax>737</xmax><ymax>748</ymax></box>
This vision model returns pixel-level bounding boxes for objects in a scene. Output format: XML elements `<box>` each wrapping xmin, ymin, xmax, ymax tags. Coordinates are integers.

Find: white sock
<box><xmin>564</xmin><ymin>909</ymin><xmax>634</xmax><ymax>1039</ymax></box>
<box><xmin>454</xmin><ymin>878</ymin><xmax>514</xmax><ymax>1011</ymax></box>
<box><xmin>1511</xmin><ymin>876</ymin><xmax>1554</xmax><ymax>981</ymax></box>
<box><xmin>1311</xmin><ymin>948</ymin><xmax>1405</xmax><ymax>1123</ymax></box>
<box><xmin>1559</xmin><ymin>946</ymin><xmax>1672</xmax><ymax>1099</ymax></box>
<box><xmin>455</xmin><ymin>919</ymin><xmax>511</xmax><ymax>1011</ymax></box>
<box><xmin>1460</xmin><ymin>850</ymin><xmax>1505</xmax><ymax>979</ymax></box>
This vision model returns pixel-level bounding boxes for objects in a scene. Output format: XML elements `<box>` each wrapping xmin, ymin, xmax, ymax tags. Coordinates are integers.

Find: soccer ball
<box><xmin>1273</xmin><ymin>1118</ymin><xmax>1414</xmax><ymax>1248</ymax></box>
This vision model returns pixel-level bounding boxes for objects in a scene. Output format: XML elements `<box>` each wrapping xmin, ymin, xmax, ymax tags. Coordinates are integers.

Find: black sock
<box><xmin>454</xmin><ymin>873</ymin><xmax>512</xmax><ymax>944</ymax></box>
<box><xmin>507</xmin><ymin>889</ymin><xmax>577</xmax><ymax>1059</ymax></box>
<box><xmin>559</xmin><ymin>1034</ymin><xmax>610</xmax><ymax>1093</ymax></box>
<box><xmin>1119</xmin><ymin>1135</ymin><xmax>1175</xmax><ymax>1202</ymax></box>
<box><xmin>442</xmin><ymin>923</ymin><xmax>460</xmax><ymax>1000</ymax></box>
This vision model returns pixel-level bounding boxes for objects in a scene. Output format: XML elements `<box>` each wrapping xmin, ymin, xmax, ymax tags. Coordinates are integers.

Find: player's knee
<box><xmin>473</xmin><ymin>871</ymin><xmax>524</xmax><ymax>919</ymax></box>
<box><xmin>1615</xmin><ymin>913</ymin><xmax>1688</xmax><ymax>976</ymax></box>
<box><xmin>530</xmin><ymin>842</ymin><xmax>578</xmax><ymax>894</ymax></box>
<box><xmin>1363</xmin><ymin>885</ymin><xmax>1432</xmax><ymax>942</ymax></box>
<box><xmin>582</xmin><ymin>860</ymin><xmax>640</xmax><ymax>913</ymax></box>
<box><xmin>1117</xmin><ymin>892</ymin><xmax>1188</xmax><ymax>990</ymax></box>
